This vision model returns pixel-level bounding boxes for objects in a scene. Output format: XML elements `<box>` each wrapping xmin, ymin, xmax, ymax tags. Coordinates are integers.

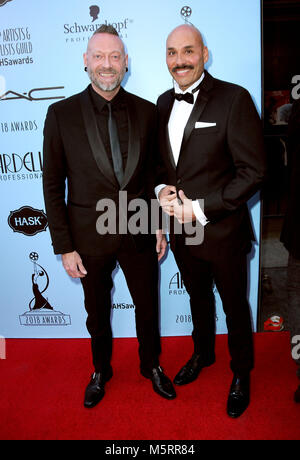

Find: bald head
<box><xmin>166</xmin><ymin>24</ymin><xmax>208</xmax><ymax>91</ymax></box>
<box><xmin>167</xmin><ymin>24</ymin><xmax>205</xmax><ymax>49</ymax></box>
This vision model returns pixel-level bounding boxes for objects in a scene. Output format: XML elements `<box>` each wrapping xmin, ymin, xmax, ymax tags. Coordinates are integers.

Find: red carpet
<box><xmin>0</xmin><ymin>333</ymin><xmax>299</xmax><ymax>440</ymax></box>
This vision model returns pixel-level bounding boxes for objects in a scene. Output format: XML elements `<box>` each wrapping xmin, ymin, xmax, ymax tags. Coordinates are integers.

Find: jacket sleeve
<box><xmin>43</xmin><ymin>105</ymin><xmax>74</xmax><ymax>255</ymax></box>
<box><xmin>204</xmin><ymin>88</ymin><xmax>267</xmax><ymax>222</ymax></box>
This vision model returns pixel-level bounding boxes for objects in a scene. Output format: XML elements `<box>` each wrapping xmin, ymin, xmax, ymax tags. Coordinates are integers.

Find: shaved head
<box><xmin>166</xmin><ymin>24</ymin><xmax>208</xmax><ymax>90</ymax></box>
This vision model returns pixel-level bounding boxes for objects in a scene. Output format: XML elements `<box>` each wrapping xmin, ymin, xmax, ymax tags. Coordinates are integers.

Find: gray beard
<box><xmin>88</xmin><ymin>67</ymin><xmax>126</xmax><ymax>92</ymax></box>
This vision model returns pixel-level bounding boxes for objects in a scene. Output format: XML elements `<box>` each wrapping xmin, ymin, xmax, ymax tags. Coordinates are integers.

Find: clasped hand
<box><xmin>159</xmin><ymin>186</ymin><xmax>196</xmax><ymax>224</ymax></box>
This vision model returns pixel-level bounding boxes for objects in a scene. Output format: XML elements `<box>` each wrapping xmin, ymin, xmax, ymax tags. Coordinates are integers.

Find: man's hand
<box><xmin>156</xmin><ymin>229</ymin><xmax>168</xmax><ymax>261</ymax></box>
<box><xmin>169</xmin><ymin>190</ymin><xmax>196</xmax><ymax>224</ymax></box>
<box><xmin>158</xmin><ymin>185</ymin><xmax>177</xmax><ymax>216</ymax></box>
<box><xmin>62</xmin><ymin>251</ymin><xmax>87</xmax><ymax>278</ymax></box>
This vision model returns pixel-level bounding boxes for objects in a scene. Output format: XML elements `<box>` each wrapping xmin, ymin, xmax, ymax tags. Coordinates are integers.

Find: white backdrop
<box><xmin>0</xmin><ymin>0</ymin><xmax>262</xmax><ymax>338</ymax></box>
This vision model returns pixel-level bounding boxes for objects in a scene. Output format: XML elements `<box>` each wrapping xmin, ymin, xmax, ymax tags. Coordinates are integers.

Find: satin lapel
<box><xmin>181</xmin><ymin>92</ymin><xmax>209</xmax><ymax>151</ymax></box>
<box><xmin>180</xmin><ymin>71</ymin><xmax>214</xmax><ymax>153</ymax></box>
<box><xmin>162</xmin><ymin>91</ymin><xmax>176</xmax><ymax>170</ymax></box>
<box><xmin>121</xmin><ymin>94</ymin><xmax>140</xmax><ymax>190</ymax></box>
<box><xmin>79</xmin><ymin>88</ymin><xmax>117</xmax><ymax>188</ymax></box>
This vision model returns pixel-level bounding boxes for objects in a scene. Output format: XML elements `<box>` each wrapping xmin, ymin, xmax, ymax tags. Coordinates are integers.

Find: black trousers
<box><xmin>80</xmin><ymin>236</ymin><xmax>161</xmax><ymax>375</ymax></box>
<box><xmin>173</xmin><ymin>236</ymin><xmax>254</xmax><ymax>376</ymax></box>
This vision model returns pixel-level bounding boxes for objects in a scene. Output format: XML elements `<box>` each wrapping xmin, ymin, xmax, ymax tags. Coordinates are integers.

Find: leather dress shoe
<box><xmin>294</xmin><ymin>385</ymin><xmax>300</xmax><ymax>403</ymax></box>
<box><xmin>173</xmin><ymin>353</ymin><xmax>214</xmax><ymax>385</ymax></box>
<box><xmin>227</xmin><ymin>374</ymin><xmax>250</xmax><ymax>418</ymax></box>
<box><xmin>142</xmin><ymin>366</ymin><xmax>176</xmax><ymax>400</ymax></box>
<box><xmin>84</xmin><ymin>367</ymin><xmax>113</xmax><ymax>408</ymax></box>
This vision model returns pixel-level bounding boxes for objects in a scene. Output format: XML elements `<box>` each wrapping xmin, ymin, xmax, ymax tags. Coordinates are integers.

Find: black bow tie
<box><xmin>174</xmin><ymin>92</ymin><xmax>194</xmax><ymax>104</ymax></box>
<box><xmin>174</xmin><ymin>80</ymin><xmax>202</xmax><ymax>104</ymax></box>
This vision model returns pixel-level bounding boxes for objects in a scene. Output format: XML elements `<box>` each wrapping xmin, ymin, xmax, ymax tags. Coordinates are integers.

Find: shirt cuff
<box><xmin>155</xmin><ymin>184</ymin><xmax>167</xmax><ymax>200</ymax></box>
<box><xmin>192</xmin><ymin>200</ymin><xmax>209</xmax><ymax>226</ymax></box>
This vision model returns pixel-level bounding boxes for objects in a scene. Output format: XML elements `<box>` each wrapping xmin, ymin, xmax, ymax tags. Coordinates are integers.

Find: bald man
<box><xmin>156</xmin><ymin>25</ymin><xmax>266</xmax><ymax>418</ymax></box>
<box><xmin>43</xmin><ymin>24</ymin><xmax>175</xmax><ymax>408</ymax></box>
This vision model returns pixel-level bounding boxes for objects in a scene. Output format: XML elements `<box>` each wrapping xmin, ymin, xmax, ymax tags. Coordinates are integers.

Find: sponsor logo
<box><xmin>180</xmin><ymin>6</ymin><xmax>192</xmax><ymax>24</ymax></box>
<box><xmin>0</xmin><ymin>86</ymin><xmax>65</xmax><ymax>102</ymax></box>
<box><xmin>264</xmin><ymin>314</ymin><xmax>284</xmax><ymax>332</ymax></box>
<box><xmin>0</xmin><ymin>26</ymin><xmax>34</xmax><ymax>66</ymax></box>
<box><xmin>64</xmin><ymin>4</ymin><xmax>133</xmax><ymax>43</ymax></box>
<box><xmin>8</xmin><ymin>206</ymin><xmax>48</xmax><ymax>236</ymax></box>
<box><xmin>19</xmin><ymin>252</ymin><xmax>71</xmax><ymax>327</ymax></box>
<box><xmin>89</xmin><ymin>5</ymin><xmax>100</xmax><ymax>22</ymax></box>
<box><xmin>0</xmin><ymin>151</ymin><xmax>43</xmax><ymax>182</ymax></box>
<box><xmin>169</xmin><ymin>272</ymin><xmax>186</xmax><ymax>296</ymax></box>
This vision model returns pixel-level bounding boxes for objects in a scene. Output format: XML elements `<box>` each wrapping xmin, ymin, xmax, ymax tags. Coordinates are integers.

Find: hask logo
<box><xmin>8</xmin><ymin>206</ymin><xmax>48</xmax><ymax>236</ymax></box>
<box><xmin>19</xmin><ymin>253</ymin><xmax>71</xmax><ymax>327</ymax></box>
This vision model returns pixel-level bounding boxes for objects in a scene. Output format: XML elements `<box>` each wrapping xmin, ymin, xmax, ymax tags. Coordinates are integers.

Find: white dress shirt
<box><xmin>156</xmin><ymin>74</ymin><xmax>208</xmax><ymax>226</ymax></box>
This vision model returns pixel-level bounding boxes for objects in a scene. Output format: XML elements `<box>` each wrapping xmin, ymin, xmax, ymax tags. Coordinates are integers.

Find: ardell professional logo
<box><xmin>0</xmin><ymin>0</ymin><xmax>13</xmax><ymax>6</ymax></box>
<box><xmin>19</xmin><ymin>253</ymin><xmax>71</xmax><ymax>327</ymax></box>
<box><xmin>0</xmin><ymin>86</ymin><xmax>65</xmax><ymax>102</ymax></box>
<box><xmin>0</xmin><ymin>151</ymin><xmax>43</xmax><ymax>182</ymax></box>
<box><xmin>169</xmin><ymin>272</ymin><xmax>186</xmax><ymax>296</ymax></box>
<box><xmin>181</xmin><ymin>6</ymin><xmax>192</xmax><ymax>24</ymax></box>
<box><xmin>8</xmin><ymin>206</ymin><xmax>48</xmax><ymax>236</ymax></box>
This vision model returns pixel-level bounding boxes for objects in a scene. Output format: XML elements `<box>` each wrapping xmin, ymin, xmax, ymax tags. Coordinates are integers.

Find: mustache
<box><xmin>172</xmin><ymin>65</ymin><xmax>194</xmax><ymax>72</ymax></box>
<box><xmin>97</xmin><ymin>67</ymin><xmax>117</xmax><ymax>74</ymax></box>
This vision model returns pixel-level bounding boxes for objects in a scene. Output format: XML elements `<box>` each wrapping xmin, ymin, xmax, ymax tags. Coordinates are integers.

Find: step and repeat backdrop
<box><xmin>0</xmin><ymin>0</ymin><xmax>262</xmax><ymax>338</ymax></box>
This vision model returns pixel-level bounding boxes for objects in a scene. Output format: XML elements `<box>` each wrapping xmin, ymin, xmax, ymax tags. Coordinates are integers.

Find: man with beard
<box><xmin>156</xmin><ymin>24</ymin><xmax>266</xmax><ymax>418</ymax></box>
<box><xmin>43</xmin><ymin>24</ymin><xmax>175</xmax><ymax>408</ymax></box>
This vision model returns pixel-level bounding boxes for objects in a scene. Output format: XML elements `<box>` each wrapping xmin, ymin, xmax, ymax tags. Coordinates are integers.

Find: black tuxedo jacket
<box><xmin>43</xmin><ymin>85</ymin><xmax>157</xmax><ymax>256</ymax></box>
<box><xmin>156</xmin><ymin>71</ymin><xmax>267</xmax><ymax>256</ymax></box>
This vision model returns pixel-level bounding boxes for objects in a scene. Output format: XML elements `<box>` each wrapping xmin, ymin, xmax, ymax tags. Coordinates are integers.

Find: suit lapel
<box><xmin>180</xmin><ymin>71</ymin><xmax>214</xmax><ymax>152</ymax></box>
<box><xmin>121</xmin><ymin>93</ymin><xmax>140</xmax><ymax>190</ymax></box>
<box><xmin>161</xmin><ymin>91</ymin><xmax>176</xmax><ymax>170</ymax></box>
<box><xmin>79</xmin><ymin>87</ymin><xmax>118</xmax><ymax>188</ymax></box>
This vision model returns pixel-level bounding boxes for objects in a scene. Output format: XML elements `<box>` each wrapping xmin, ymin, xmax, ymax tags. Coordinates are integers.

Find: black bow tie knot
<box><xmin>174</xmin><ymin>92</ymin><xmax>194</xmax><ymax>104</ymax></box>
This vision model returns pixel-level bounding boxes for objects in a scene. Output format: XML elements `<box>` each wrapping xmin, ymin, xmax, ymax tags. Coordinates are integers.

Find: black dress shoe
<box><xmin>173</xmin><ymin>353</ymin><xmax>214</xmax><ymax>385</ymax></box>
<box><xmin>294</xmin><ymin>385</ymin><xmax>300</xmax><ymax>403</ymax></box>
<box><xmin>142</xmin><ymin>366</ymin><xmax>176</xmax><ymax>400</ymax></box>
<box><xmin>84</xmin><ymin>367</ymin><xmax>113</xmax><ymax>408</ymax></box>
<box><xmin>227</xmin><ymin>374</ymin><xmax>250</xmax><ymax>418</ymax></box>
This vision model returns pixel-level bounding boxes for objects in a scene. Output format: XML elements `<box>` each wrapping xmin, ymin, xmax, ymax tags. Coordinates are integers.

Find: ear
<box><xmin>203</xmin><ymin>46</ymin><xmax>209</xmax><ymax>65</ymax></box>
<box><xmin>83</xmin><ymin>52</ymin><xmax>88</xmax><ymax>67</ymax></box>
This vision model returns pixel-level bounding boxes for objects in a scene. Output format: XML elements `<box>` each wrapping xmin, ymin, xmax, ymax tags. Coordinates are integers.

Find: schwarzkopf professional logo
<box><xmin>89</xmin><ymin>5</ymin><xmax>100</xmax><ymax>22</ymax></box>
<box><xmin>180</xmin><ymin>6</ymin><xmax>192</xmax><ymax>24</ymax></box>
<box><xmin>19</xmin><ymin>252</ymin><xmax>71</xmax><ymax>327</ymax></box>
<box><xmin>64</xmin><ymin>5</ymin><xmax>132</xmax><ymax>42</ymax></box>
<box><xmin>8</xmin><ymin>206</ymin><xmax>48</xmax><ymax>236</ymax></box>
<box><xmin>0</xmin><ymin>0</ymin><xmax>13</xmax><ymax>6</ymax></box>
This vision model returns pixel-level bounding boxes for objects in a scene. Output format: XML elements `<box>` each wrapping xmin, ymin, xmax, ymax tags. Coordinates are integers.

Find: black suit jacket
<box><xmin>43</xmin><ymin>85</ymin><xmax>157</xmax><ymax>256</ymax></box>
<box><xmin>280</xmin><ymin>98</ymin><xmax>300</xmax><ymax>258</ymax></box>
<box><xmin>156</xmin><ymin>71</ymin><xmax>267</xmax><ymax>256</ymax></box>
